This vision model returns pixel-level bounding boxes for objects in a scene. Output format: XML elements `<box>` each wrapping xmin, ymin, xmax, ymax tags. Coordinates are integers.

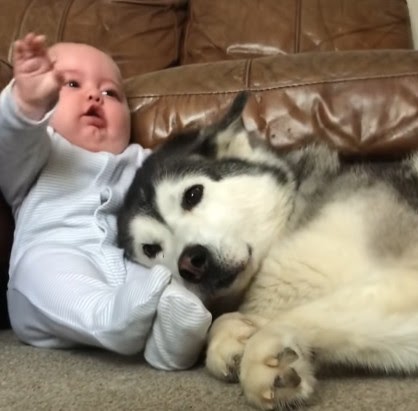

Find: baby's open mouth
<box><xmin>83</xmin><ymin>107</ymin><xmax>105</xmax><ymax>127</ymax></box>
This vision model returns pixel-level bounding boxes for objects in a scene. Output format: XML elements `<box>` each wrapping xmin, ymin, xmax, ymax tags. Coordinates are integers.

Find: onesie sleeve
<box><xmin>0</xmin><ymin>81</ymin><xmax>52</xmax><ymax>214</ymax></box>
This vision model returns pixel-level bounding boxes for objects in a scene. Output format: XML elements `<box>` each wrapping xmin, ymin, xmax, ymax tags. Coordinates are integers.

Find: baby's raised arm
<box><xmin>13</xmin><ymin>33</ymin><xmax>62</xmax><ymax>120</ymax></box>
<box><xmin>0</xmin><ymin>34</ymin><xmax>57</xmax><ymax>212</ymax></box>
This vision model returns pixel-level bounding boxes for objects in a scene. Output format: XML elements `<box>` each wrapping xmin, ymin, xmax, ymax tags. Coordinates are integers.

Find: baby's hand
<box><xmin>12</xmin><ymin>33</ymin><xmax>62</xmax><ymax>120</ymax></box>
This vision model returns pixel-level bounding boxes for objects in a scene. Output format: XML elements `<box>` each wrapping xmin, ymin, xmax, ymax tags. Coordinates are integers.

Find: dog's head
<box><xmin>117</xmin><ymin>93</ymin><xmax>295</xmax><ymax>306</ymax></box>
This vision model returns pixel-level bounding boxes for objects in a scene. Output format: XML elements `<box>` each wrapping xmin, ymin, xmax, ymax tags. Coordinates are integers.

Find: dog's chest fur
<box><xmin>239</xmin><ymin>161</ymin><xmax>418</xmax><ymax>318</ymax></box>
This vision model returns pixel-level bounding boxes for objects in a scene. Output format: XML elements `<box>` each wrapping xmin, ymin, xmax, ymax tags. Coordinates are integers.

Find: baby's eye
<box><xmin>66</xmin><ymin>80</ymin><xmax>80</xmax><ymax>88</ymax></box>
<box><xmin>102</xmin><ymin>89</ymin><xmax>120</xmax><ymax>100</ymax></box>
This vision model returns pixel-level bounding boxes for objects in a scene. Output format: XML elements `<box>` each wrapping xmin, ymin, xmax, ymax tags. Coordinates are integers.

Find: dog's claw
<box><xmin>225</xmin><ymin>354</ymin><xmax>242</xmax><ymax>382</ymax></box>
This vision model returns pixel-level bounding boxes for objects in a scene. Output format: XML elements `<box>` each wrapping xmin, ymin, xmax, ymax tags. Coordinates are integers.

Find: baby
<box><xmin>0</xmin><ymin>33</ymin><xmax>211</xmax><ymax>369</ymax></box>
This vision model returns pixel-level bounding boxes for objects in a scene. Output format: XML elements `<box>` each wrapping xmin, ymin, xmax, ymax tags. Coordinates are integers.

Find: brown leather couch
<box><xmin>0</xmin><ymin>0</ymin><xmax>416</xmax><ymax>336</ymax></box>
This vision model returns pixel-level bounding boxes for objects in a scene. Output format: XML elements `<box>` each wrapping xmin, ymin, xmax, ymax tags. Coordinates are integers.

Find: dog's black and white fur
<box><xmin>118</xmin><ymin>93</ymin><xmax>418</xmax><ymax>410</ymax></box>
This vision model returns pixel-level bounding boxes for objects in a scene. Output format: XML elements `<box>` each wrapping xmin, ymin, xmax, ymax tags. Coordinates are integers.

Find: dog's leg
<box><xmin>238</xmin><ymin>278</ymin><xmax>418</xmax><ymax>410</ymax></box>
<box><xmin>206</xmin><ymin>312</ymin><xmax>268</xmax><ymax>382</ymax></box>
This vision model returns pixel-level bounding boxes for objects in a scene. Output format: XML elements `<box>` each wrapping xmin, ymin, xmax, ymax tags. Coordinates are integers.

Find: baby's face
<box><xmin>49</xmin><ymin>43</ymin><xmax>130</xmax><ymax>154</ymax></box>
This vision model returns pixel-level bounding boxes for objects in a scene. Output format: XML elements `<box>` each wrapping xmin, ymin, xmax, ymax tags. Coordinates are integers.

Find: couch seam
<box><xmin>181</xmin><ymin>0</ymin><xmax>193</xmax><ymax>64</ymax></box>
<box><xmin>295</xmin><ymin>0</ymin><xmax>302</xmax><ymax>53</ymax></box>
<box><xmin>127</xmin><ymin>71</ymin><xmax>418</xmax><ymax>98</ymax></box>
<box><xmin>57</xmin><ymin>0</ymin><xmax>75</xmax><ymax>40</ymax></box>
<box><xmin>243</xmin><ymin>59</ymin><xmax>252</xmax><ymax>88</ymax></box>
<box><xmin>10</xmin><ymin>0</ymin><xmax>36</xmax><ymax>62</ymax></box>
<box><xmin>171</xmin><ymin>4</ymin><xmax>180</xmax><ymax>65</ymax></box>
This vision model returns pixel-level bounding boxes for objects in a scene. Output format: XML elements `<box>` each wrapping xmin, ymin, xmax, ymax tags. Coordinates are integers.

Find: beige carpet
<box><xmin>1</xmin><ymin>329</ymin><xmax>418</xmax><ymax>411</ymax></box>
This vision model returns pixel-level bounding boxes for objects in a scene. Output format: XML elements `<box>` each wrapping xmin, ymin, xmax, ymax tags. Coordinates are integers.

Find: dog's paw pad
<box><xmin>240</xmin><ymin>337</ymin><xmax>316</xmax><ymax>410</ymax></box>
<box><xmin>225</xmin><ymin>354</ymin><xmax>242</xmax><ymax>382</ymax></box>
<box><xmin>278</xmin><ymin>347</ymin><xmax>299</xmax><ymax>363</ymax></box>
<box><xmin>267</xmin><ymin>347</ymin><xmax>314</xmax><ymax>407</ymax></box>
<box><xmin>266</xmin><ymin>347</ymin><xmax>299</xmax><ymax>368</ymax></box>
<box><xmin>274</xmin><ymin>368</ymin><xmax>302</xmax><ymax>389</ymax></box>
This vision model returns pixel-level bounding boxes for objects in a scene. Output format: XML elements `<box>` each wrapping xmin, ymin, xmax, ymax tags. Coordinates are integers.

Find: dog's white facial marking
<box><xmin>152</xmin><ymin>171</ymin><xmax>293</xmax><ymax>293</ymax></box>
<box><xmin>129</xmin><ymin>215</ymin><xmax>177</xmax><ymax>273</ymax></box>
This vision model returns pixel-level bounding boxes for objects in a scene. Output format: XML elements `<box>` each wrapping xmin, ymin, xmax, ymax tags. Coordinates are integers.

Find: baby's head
<box><xmin>49</xmin><ymin>42</ymin><xmax>130</xmax><ymax>154</ymax></box>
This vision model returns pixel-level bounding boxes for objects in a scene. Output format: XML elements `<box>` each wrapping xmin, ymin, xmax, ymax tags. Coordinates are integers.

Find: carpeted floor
<box><xmin>1</xmin><ymin>330</ymin><xmax>418</xmax><ymax>411</ymax></box>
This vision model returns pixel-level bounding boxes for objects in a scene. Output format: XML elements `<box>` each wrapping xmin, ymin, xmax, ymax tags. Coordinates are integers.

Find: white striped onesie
<box><xmin>0</xmin><ymin>82</ymin><xmax>211</xmax><ymax>370</ymax></box>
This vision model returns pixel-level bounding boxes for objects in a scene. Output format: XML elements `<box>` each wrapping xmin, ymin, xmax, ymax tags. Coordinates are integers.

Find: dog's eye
<box><xmin>182</xmin><ymin>184</ymin><xmax>204</xmax><ymax>210</ymax></box>
<box><xmin>142</xmin><ymin>243</ymin><xmax>162</xmax><ymax>259</ymax></box>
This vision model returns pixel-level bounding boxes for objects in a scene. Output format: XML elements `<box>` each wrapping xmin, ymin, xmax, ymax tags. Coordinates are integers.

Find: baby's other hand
<box><xmin>12</xmin><ymin>33</ymin><xmax>63</xmax><ymax>120</ymax></box>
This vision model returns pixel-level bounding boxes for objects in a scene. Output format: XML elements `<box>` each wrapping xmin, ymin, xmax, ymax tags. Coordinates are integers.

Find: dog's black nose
<box><xmin>178</xmin><ymin>245</ymin><xmax>209</xmax><ymax>283</ymax></box>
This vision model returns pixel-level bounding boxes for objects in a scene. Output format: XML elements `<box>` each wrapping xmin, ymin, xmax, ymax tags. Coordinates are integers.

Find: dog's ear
<box><xmin>213</xmin><ymin>91</ymin><xmax>250</xmax><ymax>134</ymax></box>
<box><xmin>190</xmin><ymin>91</ymin><xmax>250</xmax><ymax>158</ymax></box>
<box><xmin>201</xmin><ymin>91</ymin><xmax>249</xmax><ymax>140</ymax></box>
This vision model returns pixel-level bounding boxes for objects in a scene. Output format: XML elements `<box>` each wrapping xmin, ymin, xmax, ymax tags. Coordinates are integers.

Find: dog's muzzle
<box><xmin>178</xmin><ymin>244</ymin><xmax>249</xmax><ymax>292</ymax></box>
<box><xmin>178</xmin><ymin>245</ymin><xmax>209</xmax><ymax>283</ymax></box>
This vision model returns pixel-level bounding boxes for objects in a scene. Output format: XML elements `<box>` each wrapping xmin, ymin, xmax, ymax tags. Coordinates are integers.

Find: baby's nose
<box><xmin>87</xmin><ymin>89</ymin><xmax>103</xmax><ymax>103</ymax></box>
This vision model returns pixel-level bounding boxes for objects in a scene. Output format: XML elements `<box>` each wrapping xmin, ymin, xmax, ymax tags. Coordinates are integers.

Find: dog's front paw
<box><xmin>206</xmin><ymin>312</ymin><xmax>263</xmax><ymax>382</ymax></box>
<box><xmin>239</xmin><ymin>328</ymin><xmax>316</xmax><ymax>410</ymax></box>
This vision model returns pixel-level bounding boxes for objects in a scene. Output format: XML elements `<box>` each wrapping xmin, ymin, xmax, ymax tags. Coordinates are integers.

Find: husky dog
<box><xmin>117</xmin><ymin>93</ymin><xmax>418</xmax><ymax>410</ymax></box>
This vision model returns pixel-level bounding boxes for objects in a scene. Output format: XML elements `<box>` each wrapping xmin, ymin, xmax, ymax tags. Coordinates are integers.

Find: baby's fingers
<box><xmin>13</xmin><ymin>39</ymin><xmax>26</xmax><ymax>64</ymax></box>
<box><xmin>13</xmin><ymin>33</ymin><xmax>47</xmax><ymax>63</ymax></box>
<box><xmin>27</xmin><ymin>33</ymin><xmax>47</xmax><ymax>55</ymax></box>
